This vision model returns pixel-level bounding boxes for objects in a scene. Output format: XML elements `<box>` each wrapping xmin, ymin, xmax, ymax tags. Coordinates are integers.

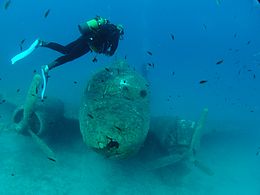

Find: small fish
<box><xmin>92</xmin><ymin>57</ymin><xmax>97</xmax><ymax>63</ymax></box>
<box><xmin>216</xmin><ymin>59</ymin><xmax>224</xmax><ymax>65</ymax></box>
<box><xmin>166</xmin><ymin>96</ymin><xmax>172</xmax><ymax>101</ymax></box>
<box><xmin>250</xmin><ymin>110</ymin><xmax>254</xmax><ymax>113</ymax></box>
<box><xmin>170</xmin><ymin>34</ymin><xmax>175</xmax><ymax>40</ymax></box>
<box><xmin>16</xmin><ymin>88</ymin><xmax>20</xmax><ymax>93</ymax></box>
<box><xmin>147</xmin><ymin>63</ymin><xmax>155</xmax><ymax>68</ymax></box>
<box><xmin>247</xmin><ymin>69</ymin><xmax>252</xmax><ymax>72</ymax></box>
<box><xmin>20</xmin><ymin>39</ymin><xmax>25</xmax><ymax>45</ymax></box>
<box><xmin>105</xmin><ymin>67</ymin><xmax>110</xmax><ymax>72</ymax></box>
<box><xmin>234</xmin><ymin>33</ymin><xmax>237</xmax><ymax>38</ymax></box>
<box><xmin>47</xmin><ymin>157</ymin><xmax>56</xmax><ymax>162</ymax></box>
<box><xmin>203</xmin><ymin>24</ymin><xmax>207</xmax><ymax>30</ymax></box>
<box><xmin>247</xmin><ymin>40</ymin><xmax>251</xmax><ymax>45</ymax></box>
<box><xmin>33</xmin><ymin>69</ymin><xmax>37</xmax><ymax>74</ymax></box>
<box><xmin>87</xmin><ymin>113</ymin><xmax>94</xmax><ymax>119</ymax></box>
<box><xmin>216</xmin><ymin>0</ymin><xmax>221</xmax><ymax>6</ymax></box>
<box><xmin>147</xmin><ymin>51</ymin><xmax>153</xmax><ymax>56</ymax></box>
<box><xmin>4</xmin><ymin>0</ymin><xmax>11</xmax><ymax>10</ymax></box>
<box><xmin>44</xmin><ymin>9</ymin><xmax>50</xmax><ymax>18</ymax></box>
<box><xmin>0</xmin><ymin>78</ymin><xmax>2</xmax><ymax>81</ymax></box>
<box><xmin>253</xmin><ymin>74</ymin><xmax>256</xmax><ymax>79</ymax></box>
<box><xmin>11</xmin><ymin>173</ymin><xmax>15</xmax><ymax>176</ymax></box>
<box><xmin>256</xmin><ymin>151</ymin><xmax>259</xmax><ymax>156</ymax></box>
<box><xmin>199</xmin><ymin>80</ymin><xmax>208</xmax><ymax>84</ymax></box>
<box><xmin>19</xmin><ymin>39</ymin><xmax>26</xmax><ymax>51</ymax></box>
<box><xmin>2</xmin><ymin>99</ymin><xmax>6</xmax><ymax>103</ymax></box>
<box><xmin>172</xmin><ymin>72</ymin><xmax>175</xmax><ymax>76</ymax></box>
<box><xmin>114</xmin><ymin>126</ymin><xmax>122</xmax><ymax>131</ymax></box>
<box><xmin>73</xmin><ymin>81</ymin><xmax>78</xmax><ymax>84</ymax></box>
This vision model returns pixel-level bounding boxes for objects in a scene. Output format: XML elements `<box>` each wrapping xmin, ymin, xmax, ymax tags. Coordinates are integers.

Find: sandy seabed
<box><xmin>0</xmin><ymin>106</ymin><xmax>259</xmax><ymax>195</ymax></box>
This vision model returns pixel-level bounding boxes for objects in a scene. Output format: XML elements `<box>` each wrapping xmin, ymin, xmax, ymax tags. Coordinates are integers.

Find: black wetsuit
<box><xmin>42</xmin><ymin>23</ymin><xmax>120</xmax><ymax>70</ymax></box>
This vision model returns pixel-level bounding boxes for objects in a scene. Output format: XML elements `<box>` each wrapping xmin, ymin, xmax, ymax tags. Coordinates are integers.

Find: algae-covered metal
<box><xmin>79</xmin><ymin>60</ymin><xmax>150</xmax><ymax>159</ymax></box>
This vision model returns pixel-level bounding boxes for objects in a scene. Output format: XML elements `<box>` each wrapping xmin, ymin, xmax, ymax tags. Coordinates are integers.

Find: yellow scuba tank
<box><xmin>78</xmin><ymin>16</ymin><xmax>108</xmax><ymax>35</ymax></box>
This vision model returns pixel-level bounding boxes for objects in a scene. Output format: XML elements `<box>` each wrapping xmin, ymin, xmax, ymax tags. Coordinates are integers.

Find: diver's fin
<box><xmin>11</xmin><ymin>39</ymin><xmax>41</xmax><ymax>65</ymax></box>
<box><xmin>41</xmin><ymin>67</ymin><xmax>48</xmax><ymax>100</ymax></box>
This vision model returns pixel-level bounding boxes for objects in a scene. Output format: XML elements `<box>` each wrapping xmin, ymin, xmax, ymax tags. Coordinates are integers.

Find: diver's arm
<box><xmin>99</xmin><ymin>24</ymin><xmax>119</xmax><ymax>56</ymax></box>
<box><xmin>107</xmin><ymin>36</ymin><xmax>119</xmax><ymax>56</ymax></box>
<box><xmin>103</xmin><ymin>33</ymin><xmax>119</xmax><ymax>56</ymax></box>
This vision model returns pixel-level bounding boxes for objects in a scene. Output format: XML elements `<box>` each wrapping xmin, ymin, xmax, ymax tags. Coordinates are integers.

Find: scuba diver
<box><xmin>11</xmin><ymin>16</ymin><xmax>124</xmax><ymax>99</ymax></box>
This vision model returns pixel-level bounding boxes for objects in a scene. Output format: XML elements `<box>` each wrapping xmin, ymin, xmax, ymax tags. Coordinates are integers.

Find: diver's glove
<box><xmin>41</xmin><ymin>65</ymin><xmax>49</xmax><ymax>100</ymax></box>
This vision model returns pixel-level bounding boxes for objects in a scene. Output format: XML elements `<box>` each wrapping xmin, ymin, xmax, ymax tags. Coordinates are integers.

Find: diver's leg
<box><xmin>47</xmin><ymin>42</ymin><xmax>90</xmax><ymax>70</ymax></box>
<box><xmin>41</xmin><ymin>42</ymin><xmax>69</xmax><ymax>54</ymax></box>
<box><xmin>64</xmin><ymin>36</ymin><xmax>89</xmax><ymax>51</ymax></box>
<box><xmin>40</xmin><ymin>43</ymin><xmax>90</xmax><ymax>99</ymax></box>
<box><xmin>41</xmin><ymin>36</ymin><xmax>88</xmax><ymax>55</ymax></box>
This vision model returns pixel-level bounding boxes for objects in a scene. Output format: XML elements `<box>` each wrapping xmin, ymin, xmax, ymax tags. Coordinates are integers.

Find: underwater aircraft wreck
<box><xmin>140</xmin><ymin>109</ymin><xmax>213</xmax><ymax>175</ymax></box>
<box><xmin>6</xmin><ymin>59</ymin><xmax>212</xmax><ymax>175</ymax></box>
<box><xmin>79</xmin><ymin>60</ymin><xmax>150</xmax><ymax>159</ymax></box>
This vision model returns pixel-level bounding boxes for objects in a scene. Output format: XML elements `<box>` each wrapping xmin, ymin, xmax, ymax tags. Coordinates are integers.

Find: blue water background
<box><xmin>0</xmin><ymin>0</ymin><xmax>260</xmax><ymax>194</ymax></box>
